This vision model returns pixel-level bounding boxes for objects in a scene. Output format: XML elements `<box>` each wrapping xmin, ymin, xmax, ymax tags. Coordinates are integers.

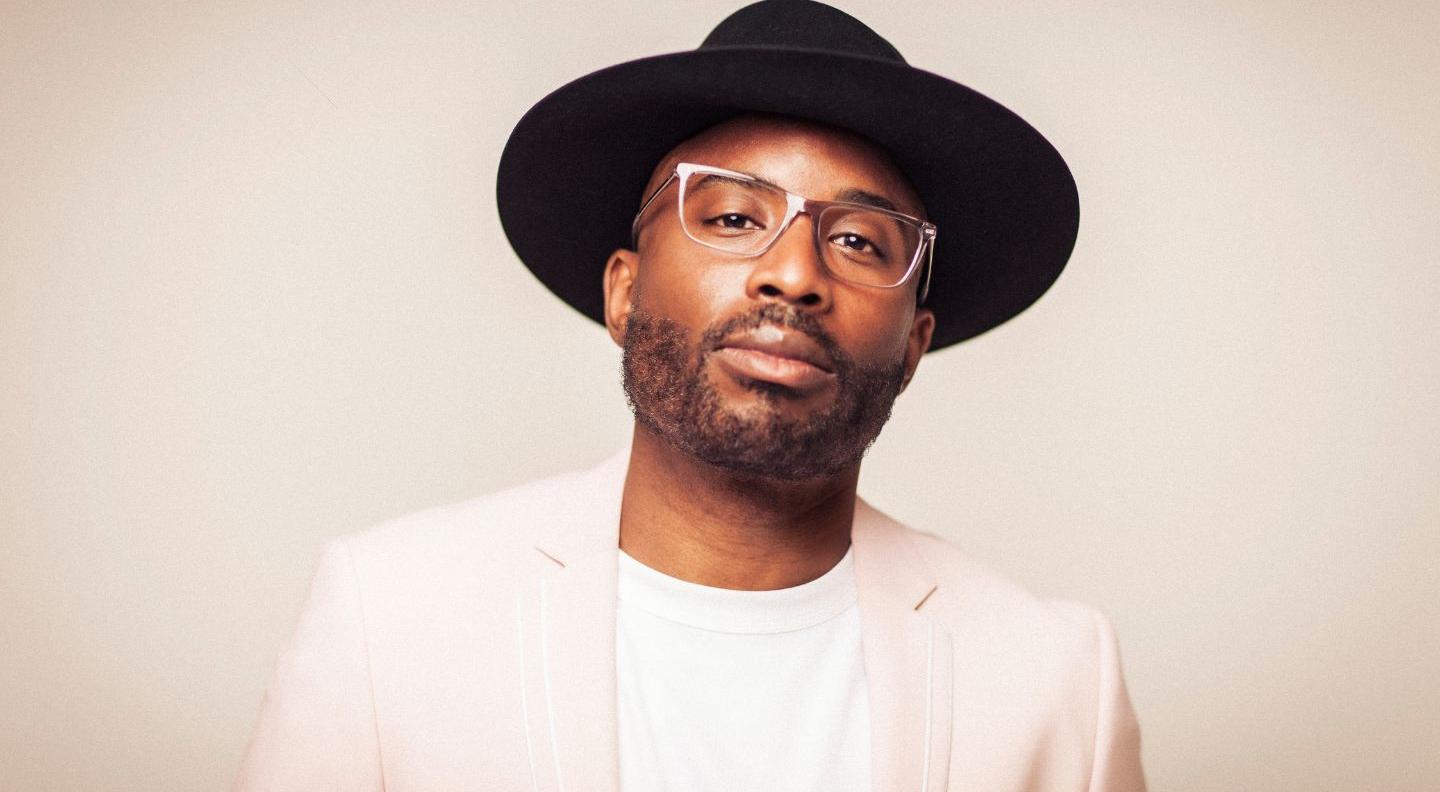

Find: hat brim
<box><xmin>496</xmin><ymin>47</ymin><xmax>1078</xmax><ymax>351</ymax></box>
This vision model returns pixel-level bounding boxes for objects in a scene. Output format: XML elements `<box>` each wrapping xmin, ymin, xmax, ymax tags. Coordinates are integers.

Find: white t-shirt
<box><xmin>616</xmin><ymin>545</ymin><xmax>871</xmax><ymax>792</ymax></box>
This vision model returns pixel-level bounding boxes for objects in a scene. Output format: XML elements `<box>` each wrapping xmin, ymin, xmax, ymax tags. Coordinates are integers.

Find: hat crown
<box><xmin>699</xmin><ymin>0</ymin><xmax>907</xmax><ymax>64</ymax></box>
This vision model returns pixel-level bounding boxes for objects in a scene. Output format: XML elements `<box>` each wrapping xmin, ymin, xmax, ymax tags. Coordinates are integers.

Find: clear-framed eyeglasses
<box><xmin>630</xmin><ymin>162</ymin><xmax>937</xmax><ymax>302</ymax></box>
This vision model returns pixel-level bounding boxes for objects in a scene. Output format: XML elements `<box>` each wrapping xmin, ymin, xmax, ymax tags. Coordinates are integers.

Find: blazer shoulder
<box><xmin>338</xmin><ymin>458</ymin><xmax>617</xmax><ymax>579</ymax></box>
<box><xmin>896</xmin><ymin>522</ymin><xmax>1114</xmax><ymax>660</ymax></box>
<box><xmin>899</xmin><ymin>526</ymin><xmax>1146</xmax><ymax>789</ymax></box>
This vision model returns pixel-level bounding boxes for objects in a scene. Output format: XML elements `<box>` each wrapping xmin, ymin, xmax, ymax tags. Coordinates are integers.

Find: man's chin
<box><xmin>686</xmin><ymin>442</ymin><xmax>853</xmax><ymax>482</ymax></box>
<box><xmin>668</xmin><ymin>412</ymin><xmax>856</xmax><ymax>481</ymax></box>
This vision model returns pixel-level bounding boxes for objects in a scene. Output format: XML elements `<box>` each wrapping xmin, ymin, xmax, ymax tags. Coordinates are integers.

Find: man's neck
<box><xmin>617</xmin><ymin>423</ymin><xmax>858</xmax><ymax>591</ymax></box>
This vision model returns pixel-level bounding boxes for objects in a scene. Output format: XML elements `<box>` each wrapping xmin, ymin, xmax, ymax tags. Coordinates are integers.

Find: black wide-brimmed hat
<box><xmin>497</xmin><ymin>0</ymin><xmax>1078</xmax><ymax>351</ymax></box>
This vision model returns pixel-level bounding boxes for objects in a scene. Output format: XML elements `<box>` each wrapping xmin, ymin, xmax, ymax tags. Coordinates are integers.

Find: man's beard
<box><xmin>621</xmin><ymin>302</ymin><xmax>907</xmax><ymax>481</ymax></box>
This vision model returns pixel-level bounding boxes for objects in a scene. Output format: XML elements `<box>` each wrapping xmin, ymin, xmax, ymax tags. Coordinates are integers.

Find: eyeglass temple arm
<box><xmin>918</xmin><ymin>232</ymin><xmax>935</xmax><ymax>304</ymax></box>
<box><xmin>629</xmin><ymin>172</ymin><xmax>678</xmax><ymax>248</ymax></box>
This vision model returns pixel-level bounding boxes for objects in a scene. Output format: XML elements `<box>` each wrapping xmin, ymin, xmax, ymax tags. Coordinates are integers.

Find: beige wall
<box><xmin>3</xmin><ymin>1</ymin><xmax>1436</xmax><ymax>789</ymax></box>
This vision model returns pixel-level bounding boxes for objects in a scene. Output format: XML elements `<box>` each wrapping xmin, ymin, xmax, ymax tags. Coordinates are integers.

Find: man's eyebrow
<box><xmin>691</xmin><ymin>173</ymin><xmax>767</xmax><ymax>191</ymax></box>
<box><xmin>835</xmin><ymin>187</ymin><xmax>899</xmax><ymax>213</ymax></box>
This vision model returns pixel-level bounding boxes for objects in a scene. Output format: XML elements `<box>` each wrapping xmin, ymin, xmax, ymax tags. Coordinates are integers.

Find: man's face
<box><xmin>604</xmin><ymin>115</ymin><xmax>936</xmax><ymax>480</ymax></box>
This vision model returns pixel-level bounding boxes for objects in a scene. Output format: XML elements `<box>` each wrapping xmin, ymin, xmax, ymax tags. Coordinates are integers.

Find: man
<box><xmin>235</xmin><ymin>2</ymin><xmax>1146</xmax><ymax>790</ymax></box>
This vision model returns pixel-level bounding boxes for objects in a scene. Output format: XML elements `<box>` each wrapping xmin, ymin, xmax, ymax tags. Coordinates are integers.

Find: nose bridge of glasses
<box><xmin>754</xmin><ymin>190</ymin><xmax>822</xmax><ymax>260</ymax></box>
<box><xmin>768</xmin><ymin>190</ymin><xmax>814</xmax><ymax>247</ymax></box>
<box><xmin>785</xmin><ymin>191</ymin><xmax>808</xmax><ymax>218</ymax></box>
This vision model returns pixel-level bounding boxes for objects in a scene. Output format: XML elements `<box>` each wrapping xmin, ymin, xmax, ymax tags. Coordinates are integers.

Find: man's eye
<box><xmin>831</xmin><ymin>232</ymin><xmax>885</xmax><ymax>258</ymax></box>
<box><xmin>708</xmin><ymin>213</ymin><xmax>761</xmax><ymax>230</ymax></box>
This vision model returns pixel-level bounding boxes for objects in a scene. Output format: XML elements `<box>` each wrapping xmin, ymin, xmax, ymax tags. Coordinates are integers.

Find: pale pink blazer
<box><xmin>235</xmin><ymin>448</ymin><xmax>1145</xmax><ymax>791</ymax></box>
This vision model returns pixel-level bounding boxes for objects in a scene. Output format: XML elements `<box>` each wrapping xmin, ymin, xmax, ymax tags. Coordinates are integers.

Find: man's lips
<box><xmin>711</xmin><ymin>324</ymin><xmax>836</xmax><ymax>390</ymax></box>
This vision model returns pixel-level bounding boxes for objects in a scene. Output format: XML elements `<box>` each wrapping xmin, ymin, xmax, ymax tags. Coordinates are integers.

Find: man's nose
<box><xmin>742</xmin><ymin>212</ymin><xmax>833</xmax><ymax>310</ymax></box>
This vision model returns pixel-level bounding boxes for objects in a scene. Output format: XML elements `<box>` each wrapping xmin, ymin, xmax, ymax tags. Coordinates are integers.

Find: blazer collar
<box><xmin>532</xmin><ymin>443</ymin><xmax>631</xmax><ymax>567</ymax></box>
<box><xmin>520</xmin><ymin>446</ymin><xmax>951</xmax><ymax>792</ymax></box>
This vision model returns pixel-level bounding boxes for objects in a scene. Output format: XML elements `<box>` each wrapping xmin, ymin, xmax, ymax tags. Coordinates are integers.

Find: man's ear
<box><xmin>900</xmin><ymin>307</ymin><xmax>935</xmax><ymax>393</ymax></box>
<box><xmin>603</xmin><ymin>248</ymin><xmax>639</xmax><ymax>347</ymax></box>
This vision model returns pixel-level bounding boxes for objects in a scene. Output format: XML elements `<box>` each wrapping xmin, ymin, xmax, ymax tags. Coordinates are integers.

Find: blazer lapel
<box><xmin>853</xmin><ymin>498</ymin><xmax>954</xmax><ymax>792</ymax></box>
<box><xmin>517</xmin><ymin>447</ymin><xmax>630</xmax><ymax>792</ymax></box>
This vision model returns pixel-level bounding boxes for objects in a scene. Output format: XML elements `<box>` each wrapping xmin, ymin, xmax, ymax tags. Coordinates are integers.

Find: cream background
<box><xmin>2</xmin><ymin>1</ymin><xmax>1436</xmax><ymax>790</ymax></box>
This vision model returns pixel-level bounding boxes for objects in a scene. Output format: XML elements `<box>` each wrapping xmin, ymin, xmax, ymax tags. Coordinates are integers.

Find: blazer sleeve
<box><xmin>1087</xmin><ymin>610</ymin><xmax>1147</xmax><ymax>792</ymax></box>
<box><xmin>233</xmin><ymin>538</ymin><xmax>384</xmax><ymax>792</ymax></box>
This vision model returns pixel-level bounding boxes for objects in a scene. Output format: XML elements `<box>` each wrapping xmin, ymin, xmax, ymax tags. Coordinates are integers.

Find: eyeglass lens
<box><xmin>679</xmin><ymin>172</ymin><xmax>923</xmax><ymax>288</ymax></box>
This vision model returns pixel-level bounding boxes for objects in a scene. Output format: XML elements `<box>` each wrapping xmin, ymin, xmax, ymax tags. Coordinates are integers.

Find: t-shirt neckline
<box><xmin>616</xmin><ymin>545</ymin><xmax>858</xmax><ymax>635</ymax></box>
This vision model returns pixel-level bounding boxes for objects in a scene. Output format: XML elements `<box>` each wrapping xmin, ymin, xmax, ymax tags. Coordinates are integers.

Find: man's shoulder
<box><xmin>882</xmin><ymin>515</ymin><xmax>1112</xmax><ymax>661</ymax></box>
<box><xmin>333</xmin><ymin>458</ymin><xmax>616</xmax><ymax>576</ymax></box>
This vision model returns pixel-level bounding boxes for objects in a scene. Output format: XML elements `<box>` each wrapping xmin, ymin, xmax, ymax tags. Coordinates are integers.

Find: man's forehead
<box><xmin>642</xmin><ymin>114</ymin><xmax>926</xmax><ymax>219</ymax></box>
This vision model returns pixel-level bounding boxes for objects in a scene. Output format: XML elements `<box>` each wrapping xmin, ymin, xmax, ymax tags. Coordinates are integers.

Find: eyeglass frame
<box><xmin>628</xmin><ymin>162</ymin><xmax>937</xmax><ymax>303</ymax></box>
